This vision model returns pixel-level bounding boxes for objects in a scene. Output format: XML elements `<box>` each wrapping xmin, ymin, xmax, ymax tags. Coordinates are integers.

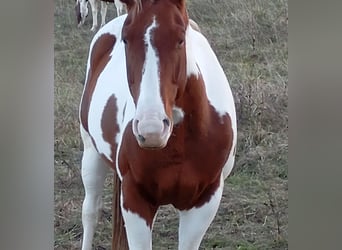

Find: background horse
<box><xmin>79</xmin><ymin>0</ymin><xmax>237</xmax><ymax>249</ymax></box>
<box><xmin>75</xmin><ymin>0</ymin><xmax>126</xmax><ymax>31</ymax></box>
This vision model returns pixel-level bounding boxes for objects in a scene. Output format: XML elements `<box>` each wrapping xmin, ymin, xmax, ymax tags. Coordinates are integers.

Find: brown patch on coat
<box><xmin>101</xmin><ymin>97</ymin><xmax>129</xmax><ymax>249</ymax></box>
<box><xmin>101</xmin><ymin>95</ymin><xmax>120</xmax><ymax>169</ymax></box>
<box><xmin>80</xmin><ymin>34</ymin><xmax>116</xmax><ymax>132</ymax></box>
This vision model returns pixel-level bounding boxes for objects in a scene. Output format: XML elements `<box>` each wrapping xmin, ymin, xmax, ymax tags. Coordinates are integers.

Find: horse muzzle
<box><xmin>132</xmin><ymin>116</ymin><xmax>172</xmax><ymax>149</ymax></box>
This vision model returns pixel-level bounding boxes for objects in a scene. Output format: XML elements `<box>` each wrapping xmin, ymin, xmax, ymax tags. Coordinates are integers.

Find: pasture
<box><xmin>54</xmin><ymin>0</ymin><xmax>288</xmax><ymax>249</ymax></box>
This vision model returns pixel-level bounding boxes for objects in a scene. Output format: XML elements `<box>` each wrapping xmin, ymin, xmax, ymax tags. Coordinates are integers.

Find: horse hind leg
<box><xmin>80</xmin><ymin>126</ymin><xmax>109</xmax><ymax>250</ymax></box>
<box><xmin>178</xmin><ymin>177</ymin><xmax>224</xmax><ymax>250</ymax></box>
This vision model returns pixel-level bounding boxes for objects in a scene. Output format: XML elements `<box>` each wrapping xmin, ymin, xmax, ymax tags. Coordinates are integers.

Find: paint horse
<box><xmin>79</xmin><ymin>0</ymin><xmax>237</xmax><ymax>249</ymax></box>
<box><xmin>76</xmin><ymin>0</ymin><xmax>126</xmax><ymax>31</ymax></box>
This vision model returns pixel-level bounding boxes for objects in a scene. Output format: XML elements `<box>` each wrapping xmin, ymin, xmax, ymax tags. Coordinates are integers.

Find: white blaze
<box><xmin>135</xmin><ymin>17</ymin><xmax>164</xmax><ymax>117</ymax></box>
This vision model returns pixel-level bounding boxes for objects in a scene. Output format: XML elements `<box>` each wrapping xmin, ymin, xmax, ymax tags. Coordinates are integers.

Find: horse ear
<box><xmin>120</xmin><ymin>0</ymin><xmax>136</xmax><ymax>12</ymax></box>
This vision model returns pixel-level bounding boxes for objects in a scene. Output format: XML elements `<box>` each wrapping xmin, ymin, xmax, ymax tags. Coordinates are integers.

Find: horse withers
<box><xmin>79</xmin><ymin>0</ymin><xmax>237</xmax><ymax>249</ymax></box>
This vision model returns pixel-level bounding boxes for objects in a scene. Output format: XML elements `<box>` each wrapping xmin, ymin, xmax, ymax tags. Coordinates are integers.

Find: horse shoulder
<box><xmin>186</xmin><ymin>27</ymin><xmax>237</xmax><ymax>177</ymax></box>
<box><xmin>187</xmin><ymin>26</ymin><xmax>236</xmax><ymax>121</ymax></box>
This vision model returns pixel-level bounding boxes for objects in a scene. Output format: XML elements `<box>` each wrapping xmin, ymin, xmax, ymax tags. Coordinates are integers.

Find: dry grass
<box><xmin>55</xmin><ymin>0</ymin><xmax>288</xmax><ymax>249</ymax></box>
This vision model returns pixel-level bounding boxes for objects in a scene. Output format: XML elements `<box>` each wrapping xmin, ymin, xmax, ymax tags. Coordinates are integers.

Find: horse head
<box><xmin>121</xmin><ymin>0</ymin><xmax>189</xmax><ymax>149</ymax></box>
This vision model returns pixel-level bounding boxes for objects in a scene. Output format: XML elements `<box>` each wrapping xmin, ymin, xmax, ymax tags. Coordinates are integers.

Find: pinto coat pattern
<box><xmin>79</xmin><ymin>0</ymin><xmax>237</xmax><ymax>249</ymax></box>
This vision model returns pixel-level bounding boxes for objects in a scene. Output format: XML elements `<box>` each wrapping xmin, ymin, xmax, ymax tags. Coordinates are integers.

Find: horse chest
<box><xmin>118</xmin><ymin>122</ymin><xmax>230</xmax><ymax>208</ymax></box>
<box><xmin>124</xmin><ymin>156</ymin><xmax>222</xmax><ymax>209</ymax></box>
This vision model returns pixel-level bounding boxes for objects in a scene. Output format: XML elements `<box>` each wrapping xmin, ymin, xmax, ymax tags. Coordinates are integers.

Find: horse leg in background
<box><xmin>114</xmin><ymin>0</ymin><xmax>124</xmax><ymax>16</ymax></box>
<box><xmin>100</xmin><ymin>1</ymin><xmax>108</xmax><ymax>28</ymax></box>
<box><xmin>89</xmin><ymin>0</ymin><xmax>99</xmax><ymax>31</ymax></box>
<box><xmin>177</xmin><ymin>177</ymin><xmax>224</xmax><ymax>250</ymax></box>
<box><xmin>80</xmin><ymin>126</ymin><xmax>109</xmax><ymax>250</ymax></box>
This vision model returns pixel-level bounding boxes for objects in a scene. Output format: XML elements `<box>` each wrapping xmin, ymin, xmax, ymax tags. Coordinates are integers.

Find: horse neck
<box><xmin>176</xmin><ymin>74</ymin><xmax>211</xmax><ymax>135</ymax></box>
<box><xmin>176</xmin><ymin>24</ymin><xmax>212</xmax><ymax>135</ymax></box>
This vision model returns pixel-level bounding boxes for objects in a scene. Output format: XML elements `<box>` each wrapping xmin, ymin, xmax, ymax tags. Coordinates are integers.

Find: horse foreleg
<box><xmin>120</xmin><ymin>175</ymin><xmax>157</xmax><ymax>250</ymax></box>
<box><xmin>89</xmin><ymin>0</ymin><xmax>98</xmax><ymax>31</ymax></box>
<box><xmin>178</xmin><ymin>176</ymin><xmax>224</xmax><ymax>250</ymax></box>
<box><xmin>100</xmin><ymin>1</ymin><xmax>108</xmax><ymax>28</ymax></box>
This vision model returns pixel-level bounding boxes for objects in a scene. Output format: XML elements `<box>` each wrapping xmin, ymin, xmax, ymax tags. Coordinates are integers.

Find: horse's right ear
<box><xmin>120</xmin><ymin>0</ymin><xmax>136</xmax><ymax>12</ymax></box>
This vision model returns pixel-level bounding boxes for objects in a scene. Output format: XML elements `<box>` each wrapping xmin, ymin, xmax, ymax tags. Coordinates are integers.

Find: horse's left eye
<box><xmin>122</xmin><ymin>38</ymin><xmax>127</xmax><ymax>45</ymax></box>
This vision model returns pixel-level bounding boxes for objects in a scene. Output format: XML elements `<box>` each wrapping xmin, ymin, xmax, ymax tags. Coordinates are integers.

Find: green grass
<box><xmin>54</xmin><ymin>0</ymin><xmax>288</xmax><ymax>249</ymax></box>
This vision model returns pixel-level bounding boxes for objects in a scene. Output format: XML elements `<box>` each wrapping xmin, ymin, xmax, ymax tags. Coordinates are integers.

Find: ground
<box><xmin>54</xmin><ymin>0</ymin><xmax>288</xmax><ymax>249</ymax></box>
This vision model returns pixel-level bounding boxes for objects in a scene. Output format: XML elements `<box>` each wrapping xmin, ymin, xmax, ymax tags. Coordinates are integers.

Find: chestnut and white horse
<box><xmin>79</xmin><ymin>0</ymin><xmax>237</xmax><ymax>249</ymax></box>
<box><xmin>75</xmin><ymin>0</ymin><xmax>126</xmax><ymax>31</ymax></box>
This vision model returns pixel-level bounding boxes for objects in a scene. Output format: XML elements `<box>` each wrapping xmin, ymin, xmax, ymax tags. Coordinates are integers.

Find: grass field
<box><xmin>54</xmin><ymin>0</ymin><xmax>288</xmax><ymax>249</ymax></box>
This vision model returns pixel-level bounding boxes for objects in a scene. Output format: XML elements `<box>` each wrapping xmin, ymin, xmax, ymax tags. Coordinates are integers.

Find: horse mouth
<box><xmin>132</xmin><ymin>114</ymin><xmax>172</xmax><ymax>149</ymax></box>
<box><xmin>140</xmin><ymin>145</ymin><xmax>166</xmax><ymax>150</ymax></box>
<box><xmin>135</xmin><ymin>134</ymin><xmax>168</xmax><ymax>149</ymax></box>
<box><xmin>133</xmin><ymin>121</ymin><xmax>171</xmax><ymax>149</ymax></box>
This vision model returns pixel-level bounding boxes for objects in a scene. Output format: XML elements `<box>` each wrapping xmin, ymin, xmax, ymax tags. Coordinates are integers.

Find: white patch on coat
<box><xmin>121</xmin><ymin>194</ymin><xmax>153</xmax><ymax>250</ymax></box>
<box><xmin>178</xmin><ymin>176</ymin><xmax>224</xmax><ymax>250</ymax></box>
<box><xmin>172</xmin><ymin>106</ymin><xmax>184</xmax><ymax>124</ymax></box>
<box><xmin>135</xmin><ymin>17</ymin><xmax>165</xmax><ymax>118</ymax></box>
<box><xmin>82</xmin><ymin>15</ymin><xmax>132</xmax><ymax>165</ymax></box>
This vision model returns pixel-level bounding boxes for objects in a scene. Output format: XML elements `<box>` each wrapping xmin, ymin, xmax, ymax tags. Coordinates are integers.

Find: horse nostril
<box><xmin>138</xmin><ymin>134</ymin><xmax>145</xmax><ymax>142</ymax></box>
<box><xmin>163</xmin><ymin>118</ymin><xmax>170</xmax><ymax>127</ymax></box>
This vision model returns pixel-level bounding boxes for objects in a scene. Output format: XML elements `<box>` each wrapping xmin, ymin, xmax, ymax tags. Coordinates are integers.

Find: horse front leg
<box><xmin>178</xmin><ymin>176</ymin><xmax>224</xmax><ymax>250</ymax></box>
<box><xmin>89</xmin><ymin>0</ymin><xmax>98</xmax><ymax>31</ymax></box>
<box><xmin>120</xmin><ymin>175</ymin><xmax>158</xmax><ymax>250</ymax></box>
<box><xmin>100</xmin><ymin>1</ymin><xmax>108</xmax><ymax>28</ymax></box>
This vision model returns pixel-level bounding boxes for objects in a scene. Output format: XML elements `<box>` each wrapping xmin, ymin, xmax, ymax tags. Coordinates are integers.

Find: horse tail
<box><xmin>112</xmin><ymin>171</ymin><xmax>129</xmax><ymax>249</ymax></box>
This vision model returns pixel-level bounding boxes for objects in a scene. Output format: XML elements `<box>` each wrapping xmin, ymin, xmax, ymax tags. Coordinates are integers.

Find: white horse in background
<box><xmin>76</xmin><ymin>0</ymin><xmax>126</xmax><ymax>31</ymax></box>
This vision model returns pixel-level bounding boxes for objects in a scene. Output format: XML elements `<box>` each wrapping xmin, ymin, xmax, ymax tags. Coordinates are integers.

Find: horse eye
<box><xmin>122</xmin><ymin>38</ymin><xmax>127</xmax><ymax>45</ymax></box>
<box><xmin>177</xmin><ymin>39</ymin><xmax>184</xmax><ymax>48</ymax></box>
